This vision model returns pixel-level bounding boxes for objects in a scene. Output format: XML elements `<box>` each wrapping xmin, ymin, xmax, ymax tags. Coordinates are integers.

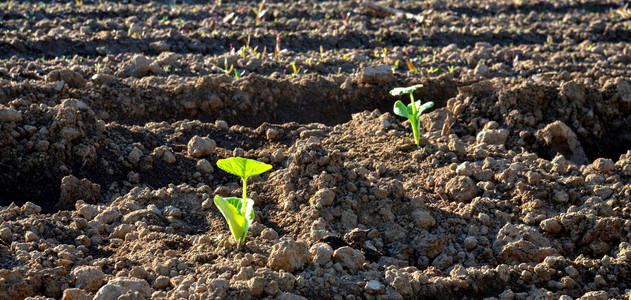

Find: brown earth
<box><xmin>1</xmin><ymin>0</ymin><xmax>631</xmax><ymax>299</ymax></box>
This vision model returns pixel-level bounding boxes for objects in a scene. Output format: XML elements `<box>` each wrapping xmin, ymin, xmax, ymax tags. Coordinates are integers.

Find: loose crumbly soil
<box><xmin>1</xmin><ymin>0</ymin><xmax>631</xmax><ymax>299</ymax></box>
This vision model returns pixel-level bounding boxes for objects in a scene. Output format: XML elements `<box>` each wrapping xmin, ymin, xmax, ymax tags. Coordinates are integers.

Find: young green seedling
<box><xmin>214</xmin><ymin>157</ymin><xmax>272</xmax><ymax>247</ymax></box>
<box><xmin>390</xmin><ymin>84</ymin><xmax>434</xmax><ymax>147</ymax></box>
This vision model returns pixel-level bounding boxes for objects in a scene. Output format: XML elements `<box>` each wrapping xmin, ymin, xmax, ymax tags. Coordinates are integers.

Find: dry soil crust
<box><xmin>1</xmin><ymin>0</ymin><xmax>631</xmax><ymax>299</ymax></box>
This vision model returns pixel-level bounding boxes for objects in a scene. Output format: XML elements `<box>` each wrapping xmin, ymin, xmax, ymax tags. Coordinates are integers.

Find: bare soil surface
<box><xmin>1</xmin><ymin>0</ymin><xmax>631</xmax><ymax>299</ymax></box>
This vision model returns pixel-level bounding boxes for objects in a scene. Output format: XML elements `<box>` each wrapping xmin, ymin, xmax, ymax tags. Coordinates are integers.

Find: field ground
<box><xmin>1</xmin><ymin>0</ymin><xmax>631</xmax><ymax>299</ymax></box>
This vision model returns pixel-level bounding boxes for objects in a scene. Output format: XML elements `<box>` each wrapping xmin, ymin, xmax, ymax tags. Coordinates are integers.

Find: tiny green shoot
<box><xmin>252</xmin><ymin>0</ymin><xmax>266</xmax><ymax>24</ymax></box>
<box><xmin>319</xmin><ymin>45</ymin><xmax>324</xmax><ymax>61</ymax></box>
<box><xmin>291</xmin><ymin>61</ymin><xmax>299</xmax><ymax>76</ymax></box>
<box><xmin>214</xmin><ymin>157</ymin><xmax>272</xmax><ymax>247</ymax></box>
<box><xmin>390</xmin><ymin>84</ymin><xmax>434</xmax><ymax>147</ymax></box>
<box><xmin>406</xmin><ymin>60</ymin><xmax>419</xmax><ymax>73</ymax></box>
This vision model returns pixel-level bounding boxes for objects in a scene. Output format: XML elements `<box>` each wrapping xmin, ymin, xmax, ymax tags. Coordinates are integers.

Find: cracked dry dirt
<box><xmin>1</xmin><ymin>0</ymin><xmax>631</xmax><ymax>299</ymax></box>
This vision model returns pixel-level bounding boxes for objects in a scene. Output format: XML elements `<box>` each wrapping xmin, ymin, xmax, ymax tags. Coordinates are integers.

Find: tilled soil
<box><xmin>1</xmin><ymin>0</ymin><xmax>631</xmax><ymax>299</ymax></box>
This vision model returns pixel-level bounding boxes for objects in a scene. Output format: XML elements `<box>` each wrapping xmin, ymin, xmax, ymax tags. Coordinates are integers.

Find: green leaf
<box><xmin>407</xmin><ymin>103</ymin><xmax>416</xmax><ymax>116</ymax></box>
<box><xmin>393</xmin><ymin>100</ymin><xmax>409</xmax><ymax>118</ymax></box>
<box><xmin>416</xmin><ymin>101</ymin><xmax>434</xmax><ymax>118</ymax></box>
<box><xmin>389</xmin><ymin>84</ymin><xmax>423</xmax><ymax>96</ymax></box>
<box><xmin>214</xmin><ymin>196</ymin><xmax>246</xmax><ymax>243</ymax></box>
<box><xmin>217</xmin><ymin>157</ymin><xmax>272</xmax><ymax>181</ymax></box>
<box><xmin>243</xmin><ymin>197</ymin><xmax>255</xmax><ymax>242</ymax></box>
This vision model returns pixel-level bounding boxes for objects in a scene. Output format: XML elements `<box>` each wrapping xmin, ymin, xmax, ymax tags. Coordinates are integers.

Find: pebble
<box><xmin>360</xmin><ymin>65</ymin><xmax>393</xmax><ymax>84</ymax></box>
<box><xmin>72</xmin><ymin>266</ymin><xmax>105</xmax><ymax>293</ymax></box>
<box><xmin>215</xmin><ymin>120</ymin><xmax>229</xmax><ymax>130</ymax></box>
<box><xmin>196</xmin><ymin>159</ymin><xmax>214</xmax><ymax>173</ymax></box>
<box><xmin>464</xmin><ymin>236</ymin><xmax>478</xmax><ymax>251</ymax></box>
<box><xmin>148</xmin><ymin>204</ymin><xmax>161</xmax><ymax>215</ymax></box>
<box><xmin>0</xmin><ymin>227</ymin><xmax>11</xmax><ymax>242</ymax></box>
<box><xmin>456</xmin><ymin>162</ymin><xmax>474</xmax><ymax>176</ymax></box>
<box><xmin>164</xmin><ymin>206</ymin><xmax>182</xmax><ymax>218</ymax></box>
<box><xmin>536</xmin><ymin>121</ymin><xmax>588</xmax><ymax>165</ymax></box>
<box><xmin>591</xmin><ymin>158</ymin><xmax>615</xmax><ymax>174</ymax></box>
<box><xmin>310</xmin><ymin>243</ymin><xmax>333</xmax><ymax>265</ymax></box>
<box><xmin>310</xmin><ymin>188</ymin><xmax>335</xmax><ymax>207</ymax></box>
<box><xmin>187</xmin><ymin>136</ymin><xmax>216</xmax><ymax>157</ymax></box>
<box><xmin>527</xmin><ymin>171</ymin><xmax>542</xmax><ymax>185</ymax></box>
<box><xmin>91</xmin><ymin>73</ymin><xmax>118</xmax><ymax>85</ymax></box>
<box><xmin>153</xmin><ymin>275</ymin><xmax>170</xmax><ymax>289</ymax></box>
<box><xmin>128</xmin><ymin>147</ymin><xmax>143</xmax><ymax>164</ymax></box>
<box><xmin>540</xmin><ymin>218</ymin><xmax>563</xmax><ymax>234</ymax></box>
<box><xmin>478</xmin><ymin>213</ymin><xmax>491</xmax><ymax>226</ymax></box>
<box><xmin>118</xmin><ymin>54</ymin><xmax>153</xmax><ymax>78</ymax></box>
<box><xmin>128</xmin><ymin>22</ymin><xmax>143</xmax><ymax>36</ymax></box>
<box><xmin>163</xmin><ymin>150</ymin><xmax>177</xmax><ymax>164</ymax></box>
<box><xmin>365</xmin><ymin>280</ymin><xmax>384</xmax><ymax>294</ymax></box>
<box><xmin>332</xmin><ymin>246</ymin><xmax>365</xmax><ymax>271</ymax></box>
<box><xmin>266</xmin><ymin>128</ymin><xmax>282</xmax><ymax>140</ymax></box>
<box><xmin>21</xmin><ymin>202</ymin><xmax>41</xmax><ymax>215</ymax></box>
<box><xmin>411</xmin><ymin>209</ymin><xmax>436</xmax><ymax>229</ymax></box>
<box><xmin>270</xmin><ymin>149</ymin><xmax>286</xmax><ymax>163</ymax></box>
<box><xmin>46</xmin><ymin>69</ymin><xmax>87</xmax><ymax>88</ymax></box>
<box><xmin>94</xmin><ymin>207</ymin><xmax>122</xmax><ymax>225</ymax></box>
<box><xmin>62</xmin><ymin>288</ymin><xmax>91</xmax><ymax>300</ymax></box>
<box><xmin>24</xmin><ymin>231</ymin><xmax>38</xmax><ymax>242</ymax></box>
<box><xmin>0</xmin><ymin>105</ymin><xmax>22</xmax><ymax>122</ymax></box>
<box><xmin>476</xmin><ymin>128</ymin><xmax>509</xmax><ymax>145</ymax></box>
<box><xmin>201</xmin><ymin>198</ymin><xmax>213</xmax><ymax>210</ymax></box>
<box><xmin>261</xmin><ymin>228</ymin><xmax>279</xmax><ymax>240</ymax></box>
<box><xmin>267</xmin><ymin>239</ymin><xmax>309</xmax><ymax>272</ymax></box>
<box><xmin>77</xmin><ymin>203</ymin><xmax>98</xmax><ymax>220</ymax></box>
<box><xmin>94</xmin><ymin>277</ymin><xmax>151</xmax><ymax>300</ymax></box>
<box><xmin>474</xmin><ymin>62</ymin><xmax>489</xmax><ymax>77</ymax></box>
<box><xmin>445</xmin><ymin>176</ymin><xmax>478</xmax><ymax>202</ymax></box>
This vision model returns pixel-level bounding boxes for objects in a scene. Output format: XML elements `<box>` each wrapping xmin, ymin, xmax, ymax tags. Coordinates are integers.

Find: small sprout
<box><xmin>223</xmin><ymin>12</ymin><xmax>236</xmax><ymax>23</ymax></box>
<box><xmin>341</xmin><ymin>11</ymin><xmax>350</xmax><ymax>22</ymax></box>
<box><xmin>390</xmin><ymin>84</ymin><xmax>434</xmax><ymax>147</ymax></box>
<box><xmin>406</xmin><ymin>60</ymin><xmax>419</xmax><ymax>73</ymax></box>
<box><xmin>214</xmin><ymin>157</ymin><xmax>272</xmax><ymax>247</ymax></box>
<box><xmin>448</xmin><ymin>65</ymin><xmax>455</xmax><ymax>73</ymax></box>
<box><xmin>274</xmin><ymin>33</ymin><xmax>281</xmax><ymax>57</ymax></box>
<box><xmin>252</xmin><ymin>0</ymin><xmax>266</xmax><ymax>23</ymax></box>
<box><xmin>319</xmin><ymin>45</ymin><xmax>324</xmax><ymax>61</ymax></box>
<box><xmin>290</xmin><ymin>61</ymin><xmax>299</xmax><ymax>76</ymax></box>
<box><xmin>545</xmin><ymin>35</ymin><xmax>553</xmax><ymax>47</ymax></box>
<box><xmin>216</xmin><ymin>57</ymin><xmax>234</xmax><ymax>75</ymax></box>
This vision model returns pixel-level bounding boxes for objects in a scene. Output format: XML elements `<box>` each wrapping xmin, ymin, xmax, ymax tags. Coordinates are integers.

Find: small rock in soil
<box><xmin>72</xmin><ymin>266</ymin><xmax>105</xmax><ymax>293</ymax></box>
<box><xmin>268</xmin><ymin>239</ymin><xmax>309</xmax><ymax>272</ymax></box>
<box><xmin>187</xmin><ymin>136</ymin><xmax>216</xmax><ymax>158</ymax></box>
<box><xmin>57</xmin><ymin>175</ymin><xmax>101</xmax><ymax>211</ymax></box>
<box><xmin>445</xmin><ymin>176</ymin><xmax>478</xmax><ymax>202</ymax></box>
<box><xmin>332</xmin><ymin>246</ymin><xmax>365</xmax><ymax>272</ymax></box>
<box><xmin>360</xmin><ymin>65</ymin><xmax>393</xmax><ymax>84</ymax></box>
<box><xmin>535</xmin><ymin>120</ymin><xmax>588</xmax><ymax>165</ymax></box>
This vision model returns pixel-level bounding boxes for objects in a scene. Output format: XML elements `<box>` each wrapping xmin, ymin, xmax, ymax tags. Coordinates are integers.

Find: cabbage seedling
<box><xmin>391</xmin><ymin>84</ymin><xmax>434</xmax><ymax>147</ymax></box>
<box><xmin>214</xmin><ymin>157</ymin><xmax>272</xmax><ymax>247</ymax></box>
